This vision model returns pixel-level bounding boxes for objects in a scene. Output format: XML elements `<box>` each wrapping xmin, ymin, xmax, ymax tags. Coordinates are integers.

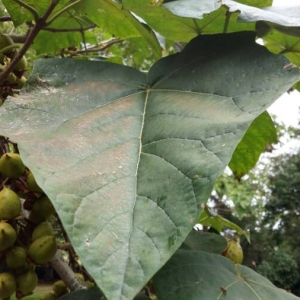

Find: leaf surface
<box><xmin>153</xmin><ymin>250</ymin><xmax>300</xmax><ymax>300</ymax></box>
<box><xmin>181</xmin><ymin>231</ymin><xmax>227</xmax><ymax>253</ymax></box>
<box><xmin>0</xmin><ymin>32</ymin><xmax>298</xmax><ymax>300</ymax></box>
<box><xmin>59</xmin><ymin>287</ymin><xmax>150</xmax><ymax>300</ymax></box>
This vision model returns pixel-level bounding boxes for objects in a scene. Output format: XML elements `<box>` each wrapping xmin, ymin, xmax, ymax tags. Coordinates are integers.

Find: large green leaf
<box><xmin>0</xmin><ymin>32</ymin><xmax>298</xmax><ymax>300</ymax></box>
<box><xmin>162</xmin><ymin>0</ymin><xmax>300</xmax><ymax>27</ymax></box>
<box><xmin>153</xmin><ymin>249</ymin><xmax>300</xmax><ymax>300</ymax></box>
<box><xmin>229</xmin><ymin>111</ymin><xmax>277</xmax><ymax>178</ymax></box>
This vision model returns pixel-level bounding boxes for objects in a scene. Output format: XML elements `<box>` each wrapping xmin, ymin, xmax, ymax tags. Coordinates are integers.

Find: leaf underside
<box><xmin>0</xmin><ymin>32</ymin><xmax>299</xmax><ymax>300</ymax></box>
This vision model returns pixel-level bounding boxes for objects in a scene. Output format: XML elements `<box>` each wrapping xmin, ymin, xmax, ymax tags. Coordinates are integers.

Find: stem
<box><xmin>50</xmin><ymin>251</ymin><xmax>87</xmax><ymax>292</ymax></box>
<box><xmin>0</xmin><ymin>16</ymin><xmax>12</xmax><ymax>22</ymax></box>
<box><xmin>223</xmin><ymin>11</ymin><xmax>233</xmax><ymax>34</ymax></box>
<box><xmin>1</xmin><ymin>178</ymin><xmax>9</xmax><ymax>188</ymax></box>
<box><xmin>0</xmin><ymin>0</ymin><xmax>59</xmax><ymax>86</ymax></box>
<box><xmin>77</xmin><ymin>38</ymin><xmax>122</xmax><ymax>54</ymax></box>
<box><xmin>12</xmin><ymin>0</ymin><xmax>39</xmax><ymax>22</ymax></box>
<box><xmin>46</xmin><ymin>0</ymin><xmax>82</xmax><ymax>26</ymax></box>
<box><xmin>0</xmin><ymin>44</ymin><xmax>22</xmax><ymax>55</ymax></box>
<box><xmin>192</xmin><ymin>18</ymin><xmax>201</xmax><ymax>35</ymax></box>
<box><xmin>42</xmin><ymin>24</ymin><xmax>96</xmax><ymax>32</ymax></box>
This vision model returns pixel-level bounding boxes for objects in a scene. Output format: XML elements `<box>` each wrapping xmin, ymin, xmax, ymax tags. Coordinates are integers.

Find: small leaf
<box><xmin>197</xmin><ymin>207</ymin><xmax>250</xmax><ymax>243</ymax></box>
<box><xmin>215</xmin><ymin>215</ymin><xmax>251</xmax><ymax>243</ymax></box>
<box><xmin>153</xmin><ymin>250</ymin><xmax>300</xmax><ymax>300</ymax></box>
<box><xmin>294</xmin><ymin>81</ymin><xmax>300</xmax><ymax>92</ymax></box>
<box><xmin>229</xmin><ymin>111</ymin><xmax>277</xmax><ymax>178</ymax></box>
<box><xmin>2</xmin><ymin>0</ymin><xmax>71</xmax><ymax>26</ymax></box>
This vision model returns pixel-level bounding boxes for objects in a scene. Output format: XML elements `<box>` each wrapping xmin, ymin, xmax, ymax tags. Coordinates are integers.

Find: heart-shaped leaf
<box><xmin>0</xmin><ymin>32</ymin><xmax>298</xmax><ymax>299</ymax></box>
<box><xmin>153</xmin><ymin>249</ymin><xmax>300</xmax><ymax>300</ymax></box>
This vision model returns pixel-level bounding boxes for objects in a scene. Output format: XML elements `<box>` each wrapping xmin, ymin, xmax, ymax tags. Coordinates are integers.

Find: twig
<box><xmin>77</xmin><ymin>38</ymin><xmax>122</xmax><ymax>54</ymax></box>
<box><xmin>42</xmin><ymin>24</ymin><xmax>96</xmax><ymax>33</ymax></box>
<box><xmin>0</xmin><ymin>0</ymin><xmax>59</xmax><ymax>85</ymax></box>
<box><xmin>55</xmin><ymin>214</ymin><xmax>79</xmax><ymax>270</ymax></box>
<box><xmin>0</xmin><ymin>16</ymin><xmax>12</xmax><ymax>22</ymax></box>
<box><xmin>50</xmin><ymin>251</ymin><xmax>87</xmax><ymax>292</ymax></box>
<box><xmin>58</xmin><ymin>242</ymin><xmax>73</xmax><ymax>250</ymax></box>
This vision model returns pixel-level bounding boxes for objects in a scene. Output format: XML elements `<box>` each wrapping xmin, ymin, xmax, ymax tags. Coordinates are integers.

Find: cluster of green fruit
<box><xmin>0</xmin><ymin>150</ymin><xmax>58</xmax><ymax>299</ymax></box>
<box><xmin>0</xmin><ymin>33</ymin><xmax>28</xmax><ymax>105</ymax></box>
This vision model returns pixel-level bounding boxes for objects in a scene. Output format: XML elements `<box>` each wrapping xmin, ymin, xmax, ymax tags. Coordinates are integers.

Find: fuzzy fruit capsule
<box><xmin>32</xmin><ymin>195</ymin><xmax>55</xmax><ymax>219</ymax></box>
<box><xmin>16</xmin><ymin>270</ymin><xmax>38</xmax><ymax>296</ymax></box>
<box><xmin>26</xmin><ymin>172</ymin><xmax>43</xmax><ymax>193</ymax></box>
<box><xmin>0</xmin><ymin>222</ymin><xmax>17</xmax><ymax>251</ymax></box>
<box><xmin>0</xmin><ymin>186</ymin><xmax>21</xmax><ymax>220</ymax></box>
<box><xmin>0</xmin><ymin>272</ymin><xmax>16</xmax><ymax>299</ymax></box>
<box><xmin>28</xmin><ymin>235</ymin><xmax>57</xmax><ymax>264</ymax></box>
<box><xmin>5</xmin><ymin>246</ymin><xmax>27</xmax><ymax>269</ymax></box>
<box><xmin>52</xmin><ymin>280</ymin><xmax>68</xmax><ymax>297</ymax></box>
<box><xmin>31</xmin><ymin>221</ymin><xmax>54</xmax><ymax>241</ymax></box>
<box><xmin>222</xmin><ymin>238</ymin><xmax>243</xmax><ymax>264</ymax></box>
<box><xmin>0</xmin><ymin>153</ymin><xmax>26</xmax><ymax>178</ymax></box>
